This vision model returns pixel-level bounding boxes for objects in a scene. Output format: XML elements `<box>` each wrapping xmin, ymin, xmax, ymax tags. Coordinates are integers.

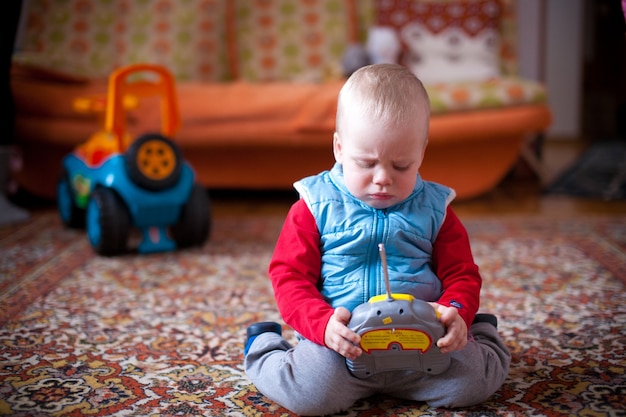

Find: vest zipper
<box><xmin>369</xmin><ymin>209</ymin><xmax>388</xmax><ymax>299</ymax></box>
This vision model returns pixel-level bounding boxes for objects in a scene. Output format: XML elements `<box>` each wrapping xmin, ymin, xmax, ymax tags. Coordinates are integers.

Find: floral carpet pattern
<box><xmin>1</xmin><ymin>211</ymin><xmax>625</xmax><ymax>416</ymax></box>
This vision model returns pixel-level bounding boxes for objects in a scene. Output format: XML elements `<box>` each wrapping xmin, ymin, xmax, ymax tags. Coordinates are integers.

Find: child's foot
<box><xmin>244</xmin><ymin>322</ymin><xmax>282</xmax><ymax>356</ymax></box>
<box><xmin>472</xmin><ymin>314</ymin><xmax>498</xmax><ymax>328</ymax></box>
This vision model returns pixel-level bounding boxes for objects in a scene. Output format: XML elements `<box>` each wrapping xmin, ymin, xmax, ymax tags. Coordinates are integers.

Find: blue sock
<box><xmin>244</xmin><ymin>336</ymin><xmax>258</xmax><ymax>356</ymax></box>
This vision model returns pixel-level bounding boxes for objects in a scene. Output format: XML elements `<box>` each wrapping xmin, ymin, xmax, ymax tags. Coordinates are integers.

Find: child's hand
<box><xmin>324</xmin><ymin>307</ymin><xmax>362</xmax><ymax>360</ymax></box>
<box><xmin>430</xmin><ymin>303</ymin><xmax>468</xmax><ymax>354</ymax></box>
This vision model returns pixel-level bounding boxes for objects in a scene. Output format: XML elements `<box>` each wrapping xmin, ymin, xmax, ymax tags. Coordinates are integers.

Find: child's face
<box><xmin>333</xmin><ymin>111</ymin><xmax>427</xmax><ymax>210</ymax></box>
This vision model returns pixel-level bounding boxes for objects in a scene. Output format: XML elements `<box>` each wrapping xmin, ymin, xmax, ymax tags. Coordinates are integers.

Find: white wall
<box><xmin>517</xmin><ymin>0</ymin><xmax>585</xmax><ymax>139</ymax></box>
<box><xmin>517</xmin><ymin>0</ymin><xmax>545</xmax><ymax>82</ymax></box>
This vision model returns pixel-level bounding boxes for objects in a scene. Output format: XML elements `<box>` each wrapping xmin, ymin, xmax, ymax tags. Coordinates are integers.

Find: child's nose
<box><xmin>373</xmin><ymin>167</ymin><xmax>392</xmax><ymax>185</ymax></box>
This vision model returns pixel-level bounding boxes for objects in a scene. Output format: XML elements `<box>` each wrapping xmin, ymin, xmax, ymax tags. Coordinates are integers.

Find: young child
<box><xmin>244</xmin><ymin>64</ymin><xmax>511</xmax><ymax>416</ymax></box>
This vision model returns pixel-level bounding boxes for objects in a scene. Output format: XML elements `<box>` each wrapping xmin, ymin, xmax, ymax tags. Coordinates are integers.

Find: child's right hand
<box><xmin>324</xmin><ymin>307</ymin><xmax>363</xmax><ymax>360</ymax></box>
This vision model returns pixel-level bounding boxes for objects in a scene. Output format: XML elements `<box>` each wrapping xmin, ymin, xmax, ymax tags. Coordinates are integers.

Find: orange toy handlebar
<box><xmin>105</xmin><ymin>64</ymin><xmax>181</xmax><ymax>152</ymax></box>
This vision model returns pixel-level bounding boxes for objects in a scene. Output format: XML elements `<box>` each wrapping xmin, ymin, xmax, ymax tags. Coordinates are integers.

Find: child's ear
<box><xmin>333</xmin><ymin>132</ymin><xmax>343</xmax><ymax>163</ymax></box>
<box><xmin>421</xmin><ymin>138</ymin><xmax>429</xmax><ymax>161</ymax></box>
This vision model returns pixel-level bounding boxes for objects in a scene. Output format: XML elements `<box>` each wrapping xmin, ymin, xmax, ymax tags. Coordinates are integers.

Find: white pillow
<box><xmin>400</xmin><ymin>22</ymin><xmax>500</xmax><ymax>84</ymax></box>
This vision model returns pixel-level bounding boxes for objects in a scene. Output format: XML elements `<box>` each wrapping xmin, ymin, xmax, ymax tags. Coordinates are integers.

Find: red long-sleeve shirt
<box><xmin>268</xmin><ymin>198</ymin><xmax>481</xmax><ymax>347</ymax></box>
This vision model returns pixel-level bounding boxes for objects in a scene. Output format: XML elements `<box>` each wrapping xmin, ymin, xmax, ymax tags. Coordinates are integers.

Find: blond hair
<box><xmin>336</xmin><ymin>64</ymin><xmax>430</xmax><ymax>139</ymax></box>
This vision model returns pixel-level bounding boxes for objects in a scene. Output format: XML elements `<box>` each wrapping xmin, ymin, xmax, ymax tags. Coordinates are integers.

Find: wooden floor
<box><xmin>453</xmin><ymin>138</ymin><xmax>626</xmax><ymax>217</ymax></box>
<box><xmin>210</xmin><ymin>138</ymin><xmax>626</xmax><ymax>219</ymax></box>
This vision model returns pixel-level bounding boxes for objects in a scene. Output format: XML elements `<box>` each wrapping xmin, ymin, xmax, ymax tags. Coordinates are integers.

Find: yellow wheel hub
<box><xmin>135</xmin><ymin>139</ymin><xmax>176</xmax><ymax>180</ymax></box>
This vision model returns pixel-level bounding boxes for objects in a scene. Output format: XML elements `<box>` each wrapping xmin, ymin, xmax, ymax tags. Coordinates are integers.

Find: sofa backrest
<box><xmin>14</xmin><ymin>0</ymin><xmax>518</xmax><ymax>83</ymax></box>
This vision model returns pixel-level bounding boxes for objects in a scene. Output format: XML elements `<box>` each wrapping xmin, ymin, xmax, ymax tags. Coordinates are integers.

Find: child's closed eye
<box><xmin>393</xmin><ymin>164</ymin><xmax>411</xmax><ymax>171</ymax></box>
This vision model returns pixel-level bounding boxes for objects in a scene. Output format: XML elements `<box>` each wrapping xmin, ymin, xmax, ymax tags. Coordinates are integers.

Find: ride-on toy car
<box><xmin>57</xmin><ymin>64</ymin><xmax>211</xmax><ymax>255</ymax></box>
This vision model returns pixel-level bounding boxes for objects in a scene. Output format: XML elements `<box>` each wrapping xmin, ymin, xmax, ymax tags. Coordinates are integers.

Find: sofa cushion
<box><xmin>227</xmin><ymin>0</ymin><xmax>358</xmax><ymax>83</ymax></box>
<box><xmin>14</xmin><ymin>0</ymin><xmax>230</xmax><ymax>82</ymax></box>
<box><xmin>426</xmin><ymin>76</ymin><xmax>548</xmax><ymax>114</ymax></box>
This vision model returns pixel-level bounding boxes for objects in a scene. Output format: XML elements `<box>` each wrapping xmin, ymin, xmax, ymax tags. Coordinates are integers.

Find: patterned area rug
<box><xmin>1</xmin><ymin>210</ymin><xmax>625</xmax><ymax>416</ymax></box>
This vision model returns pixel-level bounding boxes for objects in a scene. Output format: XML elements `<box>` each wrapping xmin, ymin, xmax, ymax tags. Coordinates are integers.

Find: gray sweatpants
<box><xmin>244</xmin><ymin>322</ymin><xmax>511</xmax><ymax>416</ymax></box>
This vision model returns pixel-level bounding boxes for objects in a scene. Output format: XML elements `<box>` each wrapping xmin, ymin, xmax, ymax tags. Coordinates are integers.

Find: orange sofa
<box><xmin>11</xmin><ymin>0</ymin><xmax>550</xmax><ymax>200</ymax></box>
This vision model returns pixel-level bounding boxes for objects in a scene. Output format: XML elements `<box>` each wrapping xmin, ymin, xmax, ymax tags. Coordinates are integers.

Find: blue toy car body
<box><xmin>57</xmin><ymin>64</ymin><xmax>210</xmax><ymax>255</ymax></box>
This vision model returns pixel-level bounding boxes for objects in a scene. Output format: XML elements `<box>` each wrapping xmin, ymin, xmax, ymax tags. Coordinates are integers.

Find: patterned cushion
<box><xmin>227</xmin><ymin>0</ymin><xmax>357</xmax><ymax>83</ymax></box>
<box><xmin>426</xmin><ymin>77</ymin><xmax>548</xmax><ymax>114</ymax></box>
<box><xmin>14</xmin><ymin>0</ymin><xmax>230</xmax><ymax>82</ymax></box>
<box><xmin>372</xmin><ymin>0</ymin><xmax>504</xmax><ymax>83</ymax></box>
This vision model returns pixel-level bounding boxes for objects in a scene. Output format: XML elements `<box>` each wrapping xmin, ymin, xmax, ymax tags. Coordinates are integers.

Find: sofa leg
<box><xmin>520</xmin><ymin>133</ymin><xmax>549</xmax><ymax>186</ymax></box>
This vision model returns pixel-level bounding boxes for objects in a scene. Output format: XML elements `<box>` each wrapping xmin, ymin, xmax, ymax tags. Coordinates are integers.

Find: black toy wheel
<box><xmin>171</xmin><ymin>183</ymin><xmax>211</xmax><ymax>248</ymax></box>
<box><xmin>57</xmin><ymin>173</ymin><xmax>85</xmax><ymax>229</ymax></box>
<box><xmin>86</xmin><ymin>187</ymin><xmax>130</xmax><ymax>256</ymax></box>
<box><xmin>124</xmin><ymin>133</ymin><xmax>182</xmax><ymax>191</ymax></box>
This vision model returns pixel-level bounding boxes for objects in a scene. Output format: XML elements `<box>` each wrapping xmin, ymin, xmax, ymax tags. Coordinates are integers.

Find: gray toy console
<box><xmin>346</xmin><ymin>244</ymin><xmax>451</xmax><ymax>378</ymax></box>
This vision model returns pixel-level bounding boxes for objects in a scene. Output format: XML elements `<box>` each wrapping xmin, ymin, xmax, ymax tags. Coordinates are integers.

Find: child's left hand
<box><xmin>429</xmin><ymin>303</ymin><xmax>468</xmax><ymax>354</ymax></box>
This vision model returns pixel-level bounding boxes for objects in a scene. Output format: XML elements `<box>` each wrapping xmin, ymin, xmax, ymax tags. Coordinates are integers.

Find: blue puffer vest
<box><xmin>294</xmin><ymin>163</ymin><xmax>455</xmax><ymax>312</ymax></box>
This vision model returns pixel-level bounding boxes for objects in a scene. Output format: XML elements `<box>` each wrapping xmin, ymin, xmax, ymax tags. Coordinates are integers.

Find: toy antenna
<box><xmin>378</xmin><ymin>243</ymin><xmax>393</xmax><ymax>301</ymax></box>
